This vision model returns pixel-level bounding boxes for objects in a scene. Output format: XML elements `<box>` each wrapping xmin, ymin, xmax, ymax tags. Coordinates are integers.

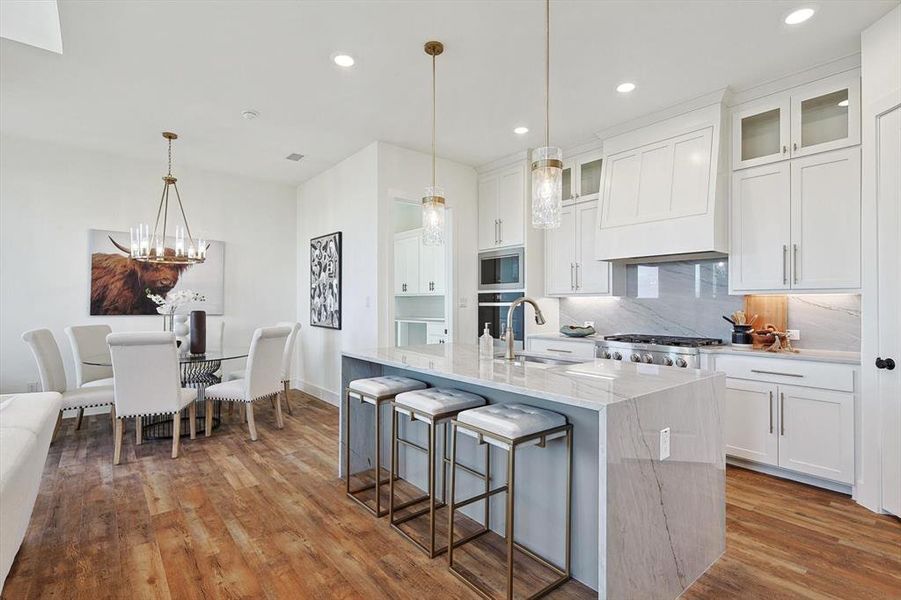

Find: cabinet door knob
<box><xmin>876</xmin><ymin>357</ymin><xmax>896</xmax><ymax>370</ymax></box>
<box><xmin>793</xmin><ymin>142</ymin><xmax>798</xmax><ymax>151</ymax></box>
<box><xmin>782</xmin><ymin>145</ymin><xmax>788</xmax><ymax>154</ymax></box>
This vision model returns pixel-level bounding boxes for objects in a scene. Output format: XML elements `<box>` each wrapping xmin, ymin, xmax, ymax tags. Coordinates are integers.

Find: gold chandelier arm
<box><xmin>161</xmin><ymin>182</ymin><xmax>169</xmax><ymax>250</ymax></box>
<box><xmin>150</xmin><ymin>181</ymin><xmax>167</xmax><ymax>247</ymax></box>
<box><xmin>171</xmin><ymin>182</ymin><xmax>195</xmax><ymax>244</ymax></box>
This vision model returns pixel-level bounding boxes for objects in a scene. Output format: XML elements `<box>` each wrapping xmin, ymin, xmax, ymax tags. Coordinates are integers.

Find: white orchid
<box><xmin>146</xmin><ymin>289</ymin><xmax>206</xmax><ymax>314</ymax></box>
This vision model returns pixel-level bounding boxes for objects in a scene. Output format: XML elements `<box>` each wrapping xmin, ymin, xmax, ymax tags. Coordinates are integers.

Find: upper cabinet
<box><xmin>478</xmin><ymin>163</ymin><xmax>525</xmax><ymax>250</ymax></box>
<box><xmin>732</xmin><ymin>70</ymin><xmax>860</xmax><ymax>170</ymax></box>
<box><xmin>545</xmin><ymin>199</ymin><xmax>617</xmax><ymax>296</ymax></box>
<box><xmin>394</xmin><ymin>229</ymin><xmax>445</xmax><ymax>296</ymax></box>
<box><xmin>595</xmin><ymin>103</ymin><xmax>729</xmax><ymax>260</ymax></box>
<box><xmin>562</xmin><ymin>149</ymin><xmax>604</xmax><ymax>204</ymax></box>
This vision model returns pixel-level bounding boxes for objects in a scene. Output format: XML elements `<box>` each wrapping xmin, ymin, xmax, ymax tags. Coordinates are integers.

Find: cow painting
<box><xmin>90</xmin><ymin>237</ymin><xmax>192</xmax><ymax>315</ymax></box>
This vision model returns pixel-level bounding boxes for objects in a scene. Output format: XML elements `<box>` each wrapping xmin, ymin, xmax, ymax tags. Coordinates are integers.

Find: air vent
<box><xmin>285</xmin><ymin>153</ymin><xmax>304</xmax><ymax>162</ymax></box>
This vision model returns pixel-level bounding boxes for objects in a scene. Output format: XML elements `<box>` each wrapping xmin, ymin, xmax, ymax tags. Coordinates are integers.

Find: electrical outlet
<box><xmin>459</xmin><ymin>296</ymin><xmax>469</xmax><ymax>309</ymax></box>
<box><xmin>659</xmin><ymin>427</ymin><xmax>671</xmax><ymax>460</ymax></box>
<box><xmin>787</xmin><ymin>329</ymin><xmax>800</xmax><ymax>341</ymax></box>
<box><xmin>584</xmin><ymin>321</ymin><xmax>595</xmax><ymax>328</ymax></box>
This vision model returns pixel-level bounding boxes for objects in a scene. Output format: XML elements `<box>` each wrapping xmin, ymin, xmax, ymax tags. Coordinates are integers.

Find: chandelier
<box><xmin>531</xmin><ymin>0</ymin><xmax>563</xmax><ymax>229</ymax></box>
<box><xmin>421</xmin><ymin>40</ymin><xmax>446</xmax><ymax>246</ymax></box>
<box><xmin>130</xmin><ymin>132</ymin><xmax>206</xmax><ymax>264</ymax></box>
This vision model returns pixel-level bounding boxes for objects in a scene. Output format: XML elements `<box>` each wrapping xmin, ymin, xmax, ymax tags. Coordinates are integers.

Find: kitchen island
<box><xmin>341</xmin><ymin>344</ymin><xmax>725</xmax><ymax>600</ymax></box>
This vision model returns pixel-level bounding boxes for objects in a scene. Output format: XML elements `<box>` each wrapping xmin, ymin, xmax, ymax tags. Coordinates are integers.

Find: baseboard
<box><xmin>293</xmin><ymin>378</ymin><xmax>339</xmax><ymax>407</ymax></box>
<box><xmin>727</xmin><ymin>457</ymin><xmax>853</xmax><ymax>495</ymax></box>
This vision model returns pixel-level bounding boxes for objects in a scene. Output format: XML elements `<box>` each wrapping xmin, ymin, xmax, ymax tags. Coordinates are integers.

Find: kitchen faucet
<box><xmin>505</xmin><ymin>296</ymin><xmax>546</xmax><ymax>360</ymax></box>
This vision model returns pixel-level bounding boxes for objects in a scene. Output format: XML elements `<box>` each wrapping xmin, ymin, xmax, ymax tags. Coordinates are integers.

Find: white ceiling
<box><xmin>1</xmin><ymin>0</ymin><xmax>897</xmax><ymax>185</ymax></box>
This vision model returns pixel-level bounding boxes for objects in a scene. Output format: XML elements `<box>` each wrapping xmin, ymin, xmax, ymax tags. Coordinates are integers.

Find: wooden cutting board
<box><xmin>744</xmin><ymin>295</ymin><xmax>788</xmax><ymax>348</ymax></box>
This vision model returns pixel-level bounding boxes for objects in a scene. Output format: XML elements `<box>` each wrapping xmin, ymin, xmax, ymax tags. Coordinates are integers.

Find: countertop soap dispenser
<box><xmin>479</xmin><ymin>323</ymin><xmax>494</xmax><ymax>358</ymax></box>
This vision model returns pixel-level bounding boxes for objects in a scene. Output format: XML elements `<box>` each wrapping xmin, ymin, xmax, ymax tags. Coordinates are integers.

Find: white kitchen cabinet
<box><xmin>426</xmin><ymin>320</ymin><xmax>447</xmax><ymax>344</ymax></box>
<box><xmin>730</xmin><ymin>162</ymin><xmax>792</xmax><ymax>291</ymax></box>
<box><xmin>562</xmin><ymin>149</ymin><xmax>604</xmax><ymax>204</ymax></box>
<box><xmin>732</xmin><ymin>70</ymin><xmax>860</xmax><ymax>170</ymax></box>
<box><xmin>527</xmin><ymin>336</ymin><xmax>597</xmax><ymax>360</ymax></box>
<box><xmin>777</xmin><ymin>384</ymin><xmax>854</xmax><ymax>484</ymax></box>
<box><xmin>790</xmin><ymin>147</ymin><xmax>861</xmax><ymax>289</ymax></box>
<box><xmin>394</xmin><ymin>229</ymin><xmax>445</xmax><ymax>296</ymax></box>
<box><xmin>545</xmin><ymin>199</ymin><xmax>613</xmax><ymax>296</ymax></box>
<box><xmin>394</xmin><ymin>231</ymin><xmax>420</xmax><ymax>295</ymax></box>
<box><xmin>478</xmin><ymin>163</ymin><xmax>525</xmax><ymax>250</ymax></box>
<box><xmin>723</xmin><ymin>378</ymin><xmax>779</xmax><ymax>466</ymax></box>
<box><xmin>730</xmin><ymin>147</ymin><xmax>860</xmax><ymax>293</ymax></box>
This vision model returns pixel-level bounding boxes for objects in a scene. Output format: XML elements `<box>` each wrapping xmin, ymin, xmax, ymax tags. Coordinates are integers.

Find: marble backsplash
<box><xmin>558</xmin><ymin>260</ymin><xmax>860</xmax><ymax>352</ymax></box>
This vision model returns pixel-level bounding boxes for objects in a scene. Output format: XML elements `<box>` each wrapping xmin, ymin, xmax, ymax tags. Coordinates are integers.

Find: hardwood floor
<box><xmin>3</xmin><ymin>391</ymin><xmax>899</xmax><ymax>599</ymax></box>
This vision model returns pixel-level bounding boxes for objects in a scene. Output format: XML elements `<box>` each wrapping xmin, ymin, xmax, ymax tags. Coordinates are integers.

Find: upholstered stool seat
<box><xmin>388</xmin><ymin>388</ymin><xmax>487</xmax><ymax>558</ymax></box>
<box><xmin>394</xmin><ymin>388</ymin><xmax>484</xmax><ymax>420</ymax></box>
<box><xmin>344</xmin><ymin>375</ymin><xmax>427</xmax><ymax>518</ymax></box>
<box><xmin>448</xmin><ymin>403</ymin><xmax>573</xmax><ymax>599</ymax></box>
<box><xmin>349</xmin><ymin>376</ymin><xmax>426</xmax><ymax>401</ymax></box>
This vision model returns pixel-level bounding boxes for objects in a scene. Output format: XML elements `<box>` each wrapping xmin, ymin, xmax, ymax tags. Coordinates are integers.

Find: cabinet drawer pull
<box><xmin>769</xmin><ymin>391</ymin><xmax>773</xmax><ymax>434</ymax></box>
<box><xmin>780</xmin><ymin>392</ymin><xmax>785</xmax><ymax>436</ymax></box>
<box><xmin>576</xmin><ymin>263</ymin><xmax>581</xmax><ymax>290</ymax></box>
<box><xmin>751</xmin><ymin>369</ymin><xmax>804</xmax><ymax>378</ymax></box>
<box><xmin>544</xmin><ymin>348</ymin><xmax>574</xmax><ymax>354</ymax></box>
<box><xmin>793</xmin><ymin>244</ymin><xmax>799</xmax><ymax>284</ymax></box>
<box><xmin>793</xmin><ymin>142</ymin><xmax>798</xmax><ymax>152</ymax></box>
<box><xmin>782</xmin><ymin>145</ymin><xmax>788</xmax><ymax>154</ymax></box>
<box><xmin>570</xmin><ymin>263</ymin><xmax>575</xmax><ymax>290</ymax></box>
<box><xmin>499</xmin><ymin>219</ymin><xmax>503</xmax><ymax>243</ymax></box>
<box><xmin>782</xmin><ymin>244</ymin><xmax>788</xmax><ymax>285</ymax></box>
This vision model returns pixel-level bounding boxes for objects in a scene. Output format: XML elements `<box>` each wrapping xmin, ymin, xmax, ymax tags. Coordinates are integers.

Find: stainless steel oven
<box><xmin>478</xmin><ymin>247</ymin><xmax>524</xmax><ymax>292</ymax></box>
<box><xmin>477</xmin><ymin>292</ymin><xmax>525</xmax><ymax>350</ymax></box>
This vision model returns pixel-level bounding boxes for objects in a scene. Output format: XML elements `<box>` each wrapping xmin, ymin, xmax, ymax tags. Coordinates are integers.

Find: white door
<box><xmin>575</xmin><ymin>201</ymin><xmax>610</xmax><ymax>295</ymax></box>
<box><xmin>877</xmin><ymin>106</ymin><xmax>901</xmax><ymax>515</ymax></box>
<box><xmin>478</xmin><ymin>175</ymin><xmax>498</xmax><ymax>250</ymax></box>
<box><xmin>544</xmin><ymin>205</ymin><xmax>576</xmax><ymax>295</ymax></box>
<box><xmin>790</xmin><ymin>71</ymin><xmax>861</xmax><ymax>159</ymax></box>
<box><xmin>723</xmin><ymin>378</ymin><xmax>779</xmax><ymax>466</ymax></box>
<box><xmin>778</xmin><ymin>384</ymin><xmax>854</xmax><ymax>484</ymax></box>
<box><xmin>497</xmin><ymin>165</ymin><xmax>525</xmax><ymax>247</ymax></box>
<box><xmin>790</xmin><ymin>147</ymin><xmax>861</xmax><ymax>289</ymax></box>
<box><xmin>732</xmin><ymin>95</ymin><xmax>791</xmax><ymax>170</ymax></box>
<box><xmin>730</xmin><ymin>162</ymin><xmax>792</xmax><ymax>291</ymax></box>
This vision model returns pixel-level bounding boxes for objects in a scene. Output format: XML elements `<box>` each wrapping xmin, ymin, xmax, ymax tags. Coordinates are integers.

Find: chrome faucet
<box><xmin>504</xmin><ymin>296</ymin><xmax>546</xmax><ymax>360</ymax></box>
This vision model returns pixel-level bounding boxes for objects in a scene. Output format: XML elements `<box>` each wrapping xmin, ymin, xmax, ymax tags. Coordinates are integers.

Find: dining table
<box><xmin>82</xmin><ymin>347</ymin><xmax>249</xmax><ymax>439</ymax></box>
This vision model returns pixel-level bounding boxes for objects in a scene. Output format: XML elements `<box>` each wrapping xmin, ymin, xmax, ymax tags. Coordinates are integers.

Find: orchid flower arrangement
<box><xmin>146</xmin><ymin>289</ymin><xmax>207</xmax><ymax>315</ymax></box>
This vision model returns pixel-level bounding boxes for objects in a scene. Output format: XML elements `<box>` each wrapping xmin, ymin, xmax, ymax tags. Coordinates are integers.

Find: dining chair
<box><xmin>64</xmin><ymin>324</ymin><xmax>114</xmax><ymax>430</ymax></box>
<box><xmin>204</xmin><ymin>326</ymin><xmax>290</xmax><ymax>441</ymax></box>
<box><xmin>21</xmin><ymin>328</ymin><xmax>115</xmax><ymax>441</ymax></box>
<box><xmin>224</xmin><ymin>322</ymin><xmax>300</xmax><ymax>414</ymax></box>
<box><xmin>107</xmin><ymin>332</ymin><xmax>197</xmax><ymax>465</ymax></box>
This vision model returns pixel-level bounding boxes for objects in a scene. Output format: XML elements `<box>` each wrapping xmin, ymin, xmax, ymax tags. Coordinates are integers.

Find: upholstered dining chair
<box><xmin>107</xmin><ymin>332</ymin><xmax>197</xmax><ymax>464</ymax></box>
<box><xmin>225</xmin><ymin>322</ymin><xmax>300</xmax><ymax>414</ymax></box>
<box><xmin>205</xmin><ymin>326</ymin><xmax>290</xmax><ymax>441</ymax></box>
<box><xmin>64</xmin><ymin>324</ymin><xmax>114</xmax><ymax>430</ymax></box>
<box><xmin>21</xmin><ymin>328</ymin><xmax>115</xmax><ymax>441</ymax></box>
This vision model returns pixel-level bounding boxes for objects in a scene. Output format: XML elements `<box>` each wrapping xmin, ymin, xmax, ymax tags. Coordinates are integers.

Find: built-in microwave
<box><xmin>478</xmin><ymin>247</ymin><xmax>524</xmax><ymax>292</ymax></box>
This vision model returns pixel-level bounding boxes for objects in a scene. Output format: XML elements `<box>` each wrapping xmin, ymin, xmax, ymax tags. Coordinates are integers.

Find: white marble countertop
<box><xmin>342</xmin><ymin>343</ymin><xmax>722</xmax><ymax>411</ymax></box>
<box><xmin>527</xmin><ymin>333</ymin><xmax>861</xmax><ymax>365</ymax></box>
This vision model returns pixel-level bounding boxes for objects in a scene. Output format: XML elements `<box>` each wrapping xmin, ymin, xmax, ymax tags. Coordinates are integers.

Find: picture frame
<box><xmin>310</xmin><ymin>231</ymin><xmax>342</xmax><ymax>329</ymax></box>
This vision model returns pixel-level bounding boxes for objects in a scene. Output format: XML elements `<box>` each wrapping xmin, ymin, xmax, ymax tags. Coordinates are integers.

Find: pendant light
<box><xmin>531</xmin><ymin>0</ymin><xmax>563</xmax><ymax>229</ymax></box>
<box><xmin>130</xmin><ymin>132</ymin><xmax>206</xmax><ymax>264</ymax></box>
<box><xmin>421</xmin><ymin>40</ymin><xmax>446</xmax><ymax>246</ymax></box>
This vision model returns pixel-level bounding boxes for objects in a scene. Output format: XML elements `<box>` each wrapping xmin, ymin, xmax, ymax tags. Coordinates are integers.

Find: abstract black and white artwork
<box><xmin>310</xmin><ymin>231</ymin><xmax>342</xmax><ymax>329</ymax></box>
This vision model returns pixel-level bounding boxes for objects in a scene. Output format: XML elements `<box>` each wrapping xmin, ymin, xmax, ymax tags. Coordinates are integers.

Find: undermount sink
<box><xmin>495</xmin><ymin>353</ymin><xmax>583</xmax><ymax>366</ymax></box>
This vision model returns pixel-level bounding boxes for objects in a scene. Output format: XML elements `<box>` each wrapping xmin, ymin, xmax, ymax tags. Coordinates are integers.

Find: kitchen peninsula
<box><xmin>341</xmin><ymin>344</ymin><xmax>726</xmax><ymax>600</ymax></box>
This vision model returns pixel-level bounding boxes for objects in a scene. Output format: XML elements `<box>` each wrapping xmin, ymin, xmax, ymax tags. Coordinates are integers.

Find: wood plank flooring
<box><xmin>3</xmin><ymin>391</ymin><xmax>899</xmax><ymax>599</ymax></box>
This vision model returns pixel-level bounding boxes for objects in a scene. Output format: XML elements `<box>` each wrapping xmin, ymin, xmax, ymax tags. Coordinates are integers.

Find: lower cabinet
<box><xmin>721</xmin><ymin>358</ymin><xmax>855</xmax><ymax>485</ymax></box>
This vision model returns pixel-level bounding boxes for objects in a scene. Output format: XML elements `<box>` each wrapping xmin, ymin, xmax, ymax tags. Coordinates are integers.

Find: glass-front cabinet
<box><xmin>732</xmin><ymin>70</ymin><xmax>860</xmax><ymax>170</ymax></box>
<box><xmin>562</xmin><ymin>149</ymin><xmax>604</xmax><ymax>203</ymax></box>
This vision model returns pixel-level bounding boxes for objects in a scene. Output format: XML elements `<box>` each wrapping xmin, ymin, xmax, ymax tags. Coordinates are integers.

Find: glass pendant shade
<box><xmin>421</xmin><ymin>184</ymin><xmax>445</xmax><ymax>246</ymax></box>
<box><xmin>531</xmin><ymin>146</ymin><xmax>563</xmax><ymax>228</ymax></box>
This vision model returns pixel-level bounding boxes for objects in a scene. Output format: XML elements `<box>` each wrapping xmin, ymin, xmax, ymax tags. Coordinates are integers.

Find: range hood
<box><xmin>594</xmin><ymin>102</ymin><xmax>729</xmax><ymax>262</ymax></box>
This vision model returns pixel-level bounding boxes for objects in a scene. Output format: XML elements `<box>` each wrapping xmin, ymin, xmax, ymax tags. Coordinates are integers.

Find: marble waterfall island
<box><xmin>341</xmin><ymin>344</ymin><xmax>725</xmax><ymax>600</ymax></box>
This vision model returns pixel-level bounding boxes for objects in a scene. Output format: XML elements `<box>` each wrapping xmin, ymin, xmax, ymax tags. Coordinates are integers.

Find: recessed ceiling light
<box><xmin>333</xmin><ymin>53</ymin><xmax>355</xmax><ymax>67</ymax></box>
<box><xmin>837</xmin><ymin>99</ymin><xmax>849</xmax><ymax>107</ymax></box>
<box><xmin>616</xmin><ymin>82</ymin><xmax>636</xmax><ymax>93</ymax></box>
<box><xmin>513</xmin><ymin>126</ymin><xmax>529</xmax><ymax>135</ymax></box>
<box><xmin>784</xmin><ymin>8</ymin><xmax>815</xmax><ymax>25</ymax></box>
<box><xmin>241</xmin><ymin>109</ymin><xmax>259</xmax><ymax>120</ymax></box>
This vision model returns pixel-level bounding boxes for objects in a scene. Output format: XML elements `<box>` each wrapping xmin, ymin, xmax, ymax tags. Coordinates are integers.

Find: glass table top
<box><xmin>82</xmin><ymin>347</ymin><xmax>249</xmax><ymax>367</ymax></box>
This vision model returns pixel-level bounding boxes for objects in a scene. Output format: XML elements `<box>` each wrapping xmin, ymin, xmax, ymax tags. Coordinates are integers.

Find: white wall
<box><xmin>0</xmin><ymin>134</ymin><xmax>297</xmax><ymax>393</ymax></box>
<box><xmin>294</xmin><ymin>141</ymin><xmax>477</xmax><ymax>404</ymax></box>
<box><xmin>295</xmin><ymin>142</ymin><xmax>380</xmax><ymax>404</ymax></box>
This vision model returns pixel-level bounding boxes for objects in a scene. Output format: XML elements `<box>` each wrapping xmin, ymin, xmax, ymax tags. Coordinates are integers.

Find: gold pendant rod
<box><xmin>545</xmin><ymin>0</ymin><xmax>550</xmax><ymax>149</ymax></box>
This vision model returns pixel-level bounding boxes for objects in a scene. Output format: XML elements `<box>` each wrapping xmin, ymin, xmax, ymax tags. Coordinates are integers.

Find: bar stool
<box><xmin>447</xmin><ymin>403</ymin><xmax>573</xmax><ymax>600</ymax></box>
<box><xmin>345</xmin><ymin>375</ymin><xmax>427</xmax><ymax>517</ymax></box>
<box><xmin>389</xmin><ymin>388</ymin><xmax>488</xmax><ymax>558</ymax></box>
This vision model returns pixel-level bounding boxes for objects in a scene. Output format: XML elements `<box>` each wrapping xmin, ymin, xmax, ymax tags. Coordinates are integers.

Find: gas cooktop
<box><xmin>603</xmin><ymin>334</ymin><xmax>723</xmax><ymax>348</ymax></box>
